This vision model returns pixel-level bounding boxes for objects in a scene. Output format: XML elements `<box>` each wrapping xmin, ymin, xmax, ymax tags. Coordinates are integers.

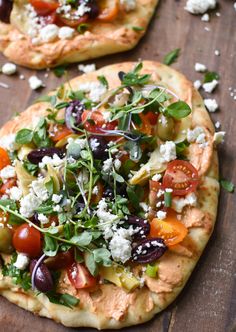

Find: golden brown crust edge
<box><xmin>0</xmin><ymin>61</ymin><xmax>219</xmax><ymax>329</ymax></box>
<box><xmin>0</xmin><ymin>0</ymin><xmax>158</xmax><ymax>69</ymax></box>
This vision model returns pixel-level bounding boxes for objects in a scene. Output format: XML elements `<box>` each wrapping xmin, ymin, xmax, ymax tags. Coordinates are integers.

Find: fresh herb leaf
<box><xmin>53</xmin><ymin>66</ymin><xmax>67</xmax><ymax>78</ymax></box>
<box><xmin>97</xmin><ymin>75</ymin><xmax>109</xmax><ymax>89</ymax></box>
<box><xmin>166</xmin><ymin>101</ymin><xmax>191</xmax><ymax>119</ymax></box>
<box><xmin>93</xmin><ymin>248</ymin><xmax>112</xmax><ymax>266</ymax></box>
<box><xmin>126</xmin><ymin>185</ymin><xmax>144</xmax><ymax>210</ymax></box>
<box><xmin>163</xmin><ymin>48</ymin><xmax>180</xmax><ymax>66</ymax></box>
<box><xmin>175</xmin><ymin>140</ymin><xmax>190</xmax><ymax>155</ymax></box>
<box><xmin>220</xmin><ymin>179</ymin><xmax>234</xmax><ymax>193</ymax></box>
<box><xmin>77</xmin><ymin>23</ymin><xmax>90</xmax><ymax>34</ymax></box>
<box><xmin>43</xmin><ymin>234</ymin><xmax>59</xmax><ymax>256</ymax></box>
<box><xmin>124</xmin><ymin>140</ymin><xmax>142</xmax><ymax>161</ymax></box>
<box><xmin>121</xmin><ymin>63</ymin><xmax>150</xmax><ymax>86</ymax></box>
<box><xmin>47</xmin><ymin>292</ymin><xmax>79</xmax><ymax>308</ymax></box>
<box><xmin>85</xmin><ymin>252</ymin><xmax>98</xmax><ymax>276</ymax></box>
<box><xmin>132</xmin><ymin>26</ymin><xmax>144</xmax><ymax>31</ymax></box>
<box><xmin>70</xmin><ymin>231</ymin><xmax>93</xmax><ymax>247</ymax></box>
<box><xmin>23</xmin><ymin>160</ymin><xmax>39</xmax><ymax>176</ymax></box>
<box><xmin>204</xmin><ymin>71</ymin><xmax>220</xmax><ymax>83</ymax></box>
<box><xmin>15</xmin><ymin>129</ymin><xmax>33</xmax><ymax>145</ymax></box>
<box><xmin>164</xmin><ymin>192</ymin><xmax>172</xmax><ymax>207</ymax></box>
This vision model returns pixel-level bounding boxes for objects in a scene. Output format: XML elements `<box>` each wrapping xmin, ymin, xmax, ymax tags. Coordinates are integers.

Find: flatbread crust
<box><xmin>0</xmin><ymin>0</ymin><xmax>158</xmax><ymax>69</ymax></box>
<box><xmin>0</xmin><ymin>61</ymin><xmax>219</xmax><ymax>329</ymax></box>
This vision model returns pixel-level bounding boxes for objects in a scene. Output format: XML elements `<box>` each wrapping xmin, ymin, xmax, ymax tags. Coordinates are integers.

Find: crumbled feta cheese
<box><xmin>172</xmin><ymin>192</ymin><xmax>197</xmax><ymax>213</ymax></box>
<box><xmin>202</xmin><ymin>79</ymin><xmax>218</xmax><ymax>93</ymax></box>
<box><xmin>53</xmin><ymin>204</ymin><xmax>62</xmax><ymax>212</ymax></box>
<box><xmin>185</xmin><ymin>0</ymin><xmax>217</xmax><ymax>14</ymax></box>
<box><xmin>152</xmin><ymin>174</ymin><xmax>162</xmax><ymax>182</ymax></box>
<box><xmin>8</xmin><ymin>186</ymin><xmax>23</xmax><ymax>201</ymax></box>
<box><xmin>1</xmin><ymin>63</ymin><xmax>17</xmax><ymax>75</ymax></box>
<box><xmin>215</xmin><ymin>121</ymin><xmax>221</xmax><ymax>129</ymax></box>
<box><xmin>0</xmin><ymin>165</ymin><xmax>15</xmax><ymax>181</ymax></box>
<box><xmin>92</xmin><ymin>186</ymin><xmax>99</xmax><ymax>195</ymax></box>
<box><xmin>52</xmin><ymin>194</ymin><xmax>62</xmax><ymax>204</ymax></box>
<box><xmin>39</xmin><ymin>154</ymin><xmax>64</xmax><ymax>168</ymax></box>
<box><xmin>58</xmin><ymin>26</ymin><xmax>75</xmax><ymax>40</ymax></box>
<box><xmin>78</xmin><ymin>63</ymin><xmax>96</xmax><ymax>73</ymax></box>
<box><xmin>234</xmin><ymin>2</ymin><xmax>236</xmax><ymax>11</ymax></box>
<box><xmin>97</xmin><ymin>199</ymin><xmax>118</xmax><ymax>224</ymax></box>
<box><xmin>109</xmin><ymin>227</ymin><xmax>136</xmax><ymax>263</ymax></box>
<box><xmin>28</xmin><ymin>75</ymin><xmax>44</xmax><ymax>90</ymax></box>
<box><xmin>139</xmin><ymin>202</ymin><xmax>149</xmax><ymax>212</ymax></box>
<box><xmin>40</xmin><ymin>24</ymin><xmax>59</xmax><ymax>42</ymax></box>
<box><xmin>156</xmin><ymin>210</ymin><xmax>167</xmax><ymax>220</ymax></box>
<box><xmin>78</xmin><ymin>81</ymin><xmax>107</xmax><ymax>102</ymax></box>
<box><xmin>102</xmin><ymin>158</ymin><xmax>113</xmax><ymax>173</ymax></box>
<box><xmin>120</xmin><ymin>0</ymin><xmax>136</xmax><ymax>11</ymax></box>
<box><xmin>165</xmin><ymin>188</ymin><xmax>173</xmax><ymax>193</ymax></box>
<box><xmin>38</xmin><ymin>213</ymin><xmax>49</xmax><ymax>224</ymax></box>
<box><xmin>187</xmin><ymin>126</ymin><xmax>208</xmax><ymax>147</ymax></box>
<box><xmin>19</xmin><ymin>74</ymin><xmax>25</xmax><ymax>80</ymax></box>
<box><xmin>204</xmin><ymin>98</ymin><xmax>218</xmax><ymax>112</ymax></box>
<box><xmin>31</xmin><ymin>178</ymin><xmax>49</xmax><ymax>201</ymax></box>
<box><xmin>194</xmin><ymin>62</ymin><xmax>207</xmax><ymax>72</ymax></box>
<box><xmin>14</xmin><ymin>253</ymin><xmax>30</xmax><ymax>270</ymax></box>
<box><xmin>201</xmin><ymin>13</ymin><xmax>210</xmax><ymax>21</ymax></box>
<box><xmin>0</xmin><ymin>134</ymin><xmax>17</xmax><ymax>152</ymax></box>
<box><xmin>20</xmin><ymin>193</ymin><xmax>42</xmax><ymax>218</ymax></box>
<box><xmin>214</xmin><ymin>49</ymin><xmax>220</xmax><ymax>56</ymax></box>
<box><xmin>213</xmin><ymin>131</ymin><xmax>226</xmax><ymax>144</ymax></box>
<box><xmin>89</xmin><ymin>138</ymin><xmax>100</xmax><ymax>151</ymax></box>
<box><xmin>114</xmin><ymin>159</ymin><xmax>121</xmax><ymax>171</ymax></box>
<box><xmin>160</xmin><ymin>141</ymin><xmax>176</xmax><ymax>162</ymax></box>
<box><xmin>194</xmin><ymin>80</ymin><xmax>201</xmax><ymax>90</ymax></box>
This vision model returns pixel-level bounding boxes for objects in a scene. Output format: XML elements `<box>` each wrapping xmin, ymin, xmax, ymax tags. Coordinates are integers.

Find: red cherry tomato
<box><xmin>56</xmin><ymin>13</ymin><xmax>89</xmax><ymax>27</ymax></box>
<box><xmin>163</xmin><ymin>160</ymin><xmax>199</xmax><ymax>196</ymax></box>
<box><xmin>0</xmin><ymin>147</ymin><xmax>11</xmax><ymax>171</ymax></box>
<box><xmin>143</xmin><ymin>111</ymin><xmax>159</xmax><ymax>125</ymax></box>
<box><xmin>13</xmin><ymin>223</ymin><xmax>42</xmax><ymax>258</ymax></box>
<box><xmin>67</xmin><ymin>262</ymin><xmax>97</xmax><ymax>289</ymax></box>
<box><xmin>0</xmin><ymin>178</ymin><xmax>16</xmax><ymax>195</ymax></box>
<box><xmin>81</xmin><ymin>110</ymin><xmax>117</xmax><ymax>133</ymax></box>
<box><xmin>97</xmin><ymin>0</ymin><xmax>119</xmax><ymax>22</ymax></box>
<box><xmin>49</xmin><ymin>124</ymin><xmax>73</xmax><ymax>142</ymax></box>
<box><xmin>29</xmin><ymin>0</ymin><xmax>59</xmax><ymax>15</ymax></box>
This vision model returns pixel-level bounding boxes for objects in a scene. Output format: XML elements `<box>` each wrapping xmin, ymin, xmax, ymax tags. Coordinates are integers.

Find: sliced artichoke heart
<box><xmin>129</xmin><ymin>147</ymin><xmax>167</xmax><ymax>185</ymax></box>
<box><xmin>174</xmin><ymin>114</ymin><xmax>192</xmax><ymax>143</ymax></box>
<box><xmin>44</xmin><ymin>164</ymin><xmax>61</xmax><ymax>193</ymax></box>
<box><xmin>15</xmin><ymin>160</ymin><xmax>36</xmax><ymax>196</ymax></box>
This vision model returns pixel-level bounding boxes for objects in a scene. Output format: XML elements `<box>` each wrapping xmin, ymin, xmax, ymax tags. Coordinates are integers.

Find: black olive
<box><xmin>127</xmin><ymin>215</ymin><xmax>150</xmax><ymax>239</ymax></box>
<box><xmin>103</xmin><ymin>187</ymin><xmax>114</xmax><ymax>199</ymax></box>
<box><xmin>65</xmin><ymin>100</ymin><xmax>84</xmax><ymax>132</ymax></box>
<box><xmin>30</xmin><ymin>260</ymin><xmax>53</xmax><ymax>293</ymax></box>
<box><xmin>27</xmin><ymin>147</ymin><xmax>65</xmax><ymax>164</ymax></box>
<box><xmin>86</xmin><ymin>0</ymin><xmax>99</xmax><ymax>18</ymax></box>
<box><xmin>89</xmin><ymin>136</ymin><xmax>109</xmax><ymax>160</ymax></box>
<box><xmin>0</xmin><ymin>0</ymin><xmax>13</xmax><ymax>23</ymax></box>
<box><xmin>131</xmin><ymin>238</ymin><xmax>167</xmax><ymax>264</ymax></box>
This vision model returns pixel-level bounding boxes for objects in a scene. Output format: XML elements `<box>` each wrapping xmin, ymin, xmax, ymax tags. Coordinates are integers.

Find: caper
<box><xmin>157</xmin><ymin>115</ymin><xmax>175</xmax><ymax>141</ymax></box>
<box><xmin>0</xmin><ymin>227</ymin><xmax>14</xmax><ymax>254</ymax></box>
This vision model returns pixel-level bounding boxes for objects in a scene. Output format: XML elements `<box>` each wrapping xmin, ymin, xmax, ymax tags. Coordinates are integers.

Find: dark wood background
<box><xmin>0</xmin><ymin>0</ymin><xmax>235</xmax><ymax>331</ymax></box>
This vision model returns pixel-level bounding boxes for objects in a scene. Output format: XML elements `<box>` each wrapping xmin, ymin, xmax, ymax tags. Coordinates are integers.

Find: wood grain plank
<box><xmin>0</xmin><ymin>0</ymin><xmax>236</xmax><ymax>331</ymax></box>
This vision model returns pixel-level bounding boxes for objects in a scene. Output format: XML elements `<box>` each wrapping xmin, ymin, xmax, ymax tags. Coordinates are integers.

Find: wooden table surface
<box><xmin>0</xmin><ymin>0</ymin><xmax>236</xmax><ymax>331</ymax></box>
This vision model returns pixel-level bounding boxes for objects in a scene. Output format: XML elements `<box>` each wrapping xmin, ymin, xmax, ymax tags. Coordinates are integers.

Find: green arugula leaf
<box><xmin>175</xmin><ymin>140</ymin><xmax>190</xmax><ymax>155</ymax></box>
<box><xmin>220</xmin><ymin>179</ymin><xmax>234</xmax><ymax>193</ymax></box>
<box><xmin>166</xmin><ymin>101</ymin><xmax>191</xmax><ymax>119</ymax></box>
<box><xmin>15</xmin><ymin>129</ymin><xmax>33</xmax><ymax>145</ymax></box>
<box><xmin>204</xmin><ymin>71</ymin><xmax>220</xmax><ymax>83</ymax></box>
<box><xmin>163</xmin><ymin>48</ymin><xmax>180</xmax><ymax>66</ymax></box>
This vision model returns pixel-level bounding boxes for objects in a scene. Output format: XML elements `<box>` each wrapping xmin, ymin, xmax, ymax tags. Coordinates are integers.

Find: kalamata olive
<box><xmin>157</xmin><ymin>115</ymin><xmax>175</xmax><ymax>141</ymax></box>
<box><xmin>0</xmin><ymin>0</ymin><xmax>13</xmax><ymax>23</ymax></box>
<box><xmin>131</xmin><ymin>238</ymin><xmax>167</xmax><ymax>264</ymax></box>
<box><xmin>84</xmin><ymin>0</ymin><xmax>99</xmax><ymax>18</ymax></box>
<box><xmin>30</xmin><ymin>260</ymin><xmax>53</xmax><ymax>293</ymax></box>
<box><xmin>116</xmin><ymin>183</ymin><xmax>127</xmax><ymax>196</ymax></box>
<box><xmin>127</xmin><ymin>216</ymin><xmax>150</xmax><ymax>239</ymax></box>
<box><xmin>103</xmin><ymin>187</ymin><xmax>114</xmax><ymax>199</ymax></box>
<box><xmin>44</xmin><ymin>250</ymin><xmax>74</xmax><ymax>270</ymax></box>
<box><xmin>89</xmin><ymin>136</ymin><xmax>108</xmax><ymax>160</ymax></box>
<box><xmin>0</xmin><ymin>227</ymin><xmax>14</xmax><ymax>254</ymax></box>
<box><xmin>65</xmin><ymin>100</ymin><xmax>84</xmax><ymax>132</ymax></box>
<box><xmin>27</xmin><ymin>147</ymin><xmax>65</xmax><ymax>164</ymax></box>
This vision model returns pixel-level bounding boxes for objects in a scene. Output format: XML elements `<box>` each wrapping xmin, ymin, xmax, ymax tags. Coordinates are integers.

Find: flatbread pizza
<box><xmin>0</xmin><ymin>0</ymin><xmax>158</xmax><ymax>69</ymax></box>
<box><xmin>0</xmin><ymin>61</ymin><xmax>219</xmax><ymax>329</ymax></box>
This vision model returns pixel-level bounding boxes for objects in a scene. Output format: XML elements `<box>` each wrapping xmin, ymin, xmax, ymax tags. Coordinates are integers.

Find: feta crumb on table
<box><xmin>1</xmin><ymin>63</ymin><xmax>17</xmax><ymax>75</ymax></box>
<box><xmin>213</xmin><ymin>131</ymin><xmax>226</xmax><ymax>144</ymax></box>
<box><xmin>194</xmin><ymin>80</ymin><xmax>202</xmax><ymax>90</ymax></box>
<box><xmin>202</xmin><ymin>79</ymin><xmax>218</xmax><ymax>93</ymax></box>
<box><xmin>185</xmin><ymin>0</ymin><xmax>217</xmax><ymax>14</ymax></box>
<box><xmin>28</xmin><ymin>75</ymin><xmax>44</xmax><ymax>90</ymax></box>
<box><xmin>204</xmin><ymin>98</ymin><xmax>218</xmax><ymax>112</ymax></box>
<box><xmin>201</xmin><ymin>13</ymin><xmax>210</xmax><ymax>21</ymax></box>
<box><xmin>195</xmin><ymin>62</ymin><xmax>207</xmax><ymax>72</ymax></box>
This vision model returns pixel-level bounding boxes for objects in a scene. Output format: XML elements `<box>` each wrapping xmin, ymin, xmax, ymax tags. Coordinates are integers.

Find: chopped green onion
<box><xmin>164</xmin><ymin>192</ymin><xmax>172</xmax><ymax>207</ymax></box>
<box><xmin>146</xmin><ymin>264</ymin><xmax>158</xmax><ymax>278</ymax></box>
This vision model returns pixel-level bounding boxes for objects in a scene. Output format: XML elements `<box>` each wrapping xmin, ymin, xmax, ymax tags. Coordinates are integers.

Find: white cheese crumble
<box><xmin>39</xmin><ymin>154</ymin><xmax>64</xmax><ymax>168</ymax></box>
<box><xmin>160</xmin><ymin>141</ymin><xmax>177</xmax><ymax>162</ymax></box>
<box><xmin>0</xmin><ymin>165</ymin><xmax>16</xmax><ymax>182</ymax></box>
<box><xmin>202</xmin><ymin>79</ymin><xmax>218</xmax><ymax>93</ymax></box>
<box><xmin>215</xmin><ymin>121</ymin><xmax>221</xmax><ymax>129</ymax></box>
<box><xmin>78</xmin><ymin>82</ymin><xmax>107</xmax><ymax>102</ymax></box>
<box><xmin>92</xmin><ymin>186</ymin><xmax>99</xmax><ymax>195</ymax></box>
<box><xmin>40</xmin><ymin>24</ymin><xmax>59</xmax><ymax>42</ymax></box>
<box><xmin>152</xmin><ymin>173</ymin><xmax>162</xmax><ymax>182</ymax></box>
<box><xmin>20</xmin><ymin>193</ymin><xmax>42</xmax><ymax>218</ymax></box>
<box><xmin>78</xmin><ymin>64</ymin><xmax>96</xmax><ymax>73</ymax></box>
<box><xmin>172</xmin><ymin>192</ymin><xmax>197</xmax><ymax>213</ymax></box>
<box><xmin>139</xmin><ymin>202</ymin><xmax>149</xmax><ymax>212</ymax></box>
<box><xmin>194</xmin><ymin>80</ymin><xmax>202</xmax><ymax>90</ymax></box>
<box><xmin>38</xmin><ymin>213</ymin><xmax>49</xmax><ymax>224</ymax></box>
<box><xmin>102</xmin><ymin>158</ymin><xmax>113</xmax><ymax>173</ymax></box>
<box><xmin>213</xmin><ymin>131</ymin><xmax>226</xmax><ymax>144</ymax></box>
<box><xmin>194</xmin><ymin>62</ymin><xmax>207</xmax><ymax>72</ymax></box>
<box><xmin>156</xmin><ymin>210</ymin><xmax>167</xmax><ymax>220</ymax></box>
<box><xmin>58</xmin><ymin>26</ymin><xmax>75</xmax><ymax>40</ymax></box>
<box><xmin>1</xmin><ymin>63</ymin><xmax>17</xmax><ymax>75</ymax></box>
<box><xmin>31</xmin><ymin>178</ymin><xmax>49</xmax><ymax>201</ymax></box>
<box><xmin>8</xmin><ymin>186</ymin><xmax>23</xmax><ymax>201</ymax></box>
<box><xmin>214</xmin><ymin>49</ymin><xmax>220</xmax><ymax>56</ymax></box>
<box><xmin>0</xmin><ymin>134</ymin><xmax>17</xmax><ymax>152</ymax></box>
<box><xmin>52</xmin><ymin>194</ymin><xmax>62</xmax><ymax>204</ymax></box>
<box><xmin>28</xmin><ymin>75</ymin><xmax>44</xmax><ymax>90</ymax></box>
<box><xmin>120</xmin><ymin>0</ymin><xmax>137</xmax><ymax>11</ymax></box>
<box><xmin>114</xmin><ymin>159</ymin><xmax>121</xmax><ymax>171</ymax></box>
<box><xmin>109</xmin><ymin>227</ymin><xmax>136</xmax><ymax>263</ymax></box>
<box><xmin>185</xmin><ymin>0</ymin><xmax>217</xmax><ymax>14</ymax></box>
<box><xmin>201</xmin><ymin>13</ymin><xmax>210</xmax><ymax>21</ymax></box>
<box><xmin>14</xmin><ymin>253</ymin><xmax>30</xmax><ymax>270</ymax></box>
<box><xmin>96</xmin><ymin>199</ymin><xmax>118</xmax><ymax>225</ymax></box>
<box><xmin>234</xmin><ymin>2</ymin><xmax>236</xmax><ymax>11</ymax></box>
<box><xmin>204</xmin><ymin>98</ymin><xmax>218</xmax><ymax>112</ymax></box>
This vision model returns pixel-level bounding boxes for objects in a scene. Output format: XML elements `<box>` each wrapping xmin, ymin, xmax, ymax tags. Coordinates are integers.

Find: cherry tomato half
<box><xmin>56</xmin><ymin>13</ymin><xmax>89</xmax><ymax>27</ymax></box>
<box><xmin>163</xmin><ymin>160</ymin><xmax>199</xmax><ymax>196</ymax></box>
<box><xmin>49</xmin><ymin>124</ymin><xmax>73</xmax><ymax>142</ymax></box>
<box><xmin>29</xmin><ymin>0</ymin><xmax>59</xmax><ymax>15</ymax></box>
<box><xmin>67</xmin><ymin>262</ymin><xmax>97</xmax><ymax>289</ymax></box>
<box><xmin>97</xmin><ymin>0</ymin><xmax>119</xmax><ymax>22</ymax></box>
<box><xmin>150</xmin><ymin>210</ymin><xmax>188</xmax><ymax>246</ymax></box>
<box><xmin>13</xmin><ymin>223</ymin><xmax>42</xmax><ymax>257</ymax></box>
<box><xmin>81</xmin><ymin>110</ymin><xmax>117</xmax><ymax>133</ymax></box>
<box><xmin>0</xmin><ymin>147</ymin><xmax>11</xmax><ymax>171</ymax></box>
